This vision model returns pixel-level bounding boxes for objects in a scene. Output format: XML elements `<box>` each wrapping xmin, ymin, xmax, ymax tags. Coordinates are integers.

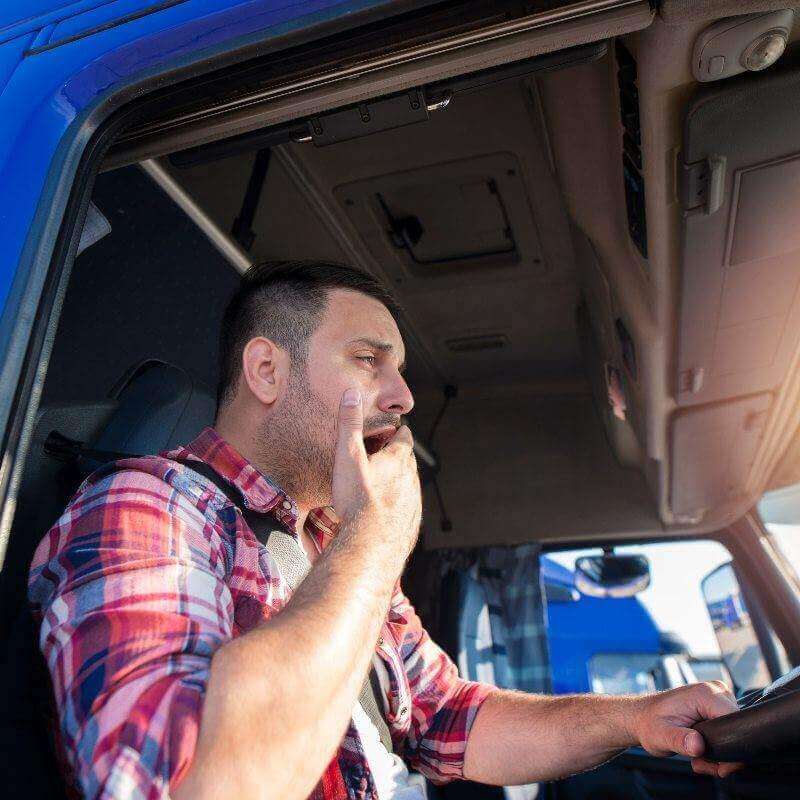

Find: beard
<box><xmin>253</xmin><ymin>365</ymin><xmax>402</xmax><ymax>509</ymax></box>
<box><xmin>254</xmin><ymin>366</ymin><xmax>336</xmax><ymax>509</ymax></box>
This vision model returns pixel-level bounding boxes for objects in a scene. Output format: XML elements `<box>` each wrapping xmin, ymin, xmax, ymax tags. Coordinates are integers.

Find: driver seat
<box><xmin>0</xmin><ymin>359</ymin><xmax>216</xmax><ymax>798</ymax></box>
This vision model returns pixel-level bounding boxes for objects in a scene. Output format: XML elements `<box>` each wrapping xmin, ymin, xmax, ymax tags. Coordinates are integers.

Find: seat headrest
<box><xmin>92</xmin><ymin>360</ymin><xmax>216</xmax><ymax>457</ymax></box>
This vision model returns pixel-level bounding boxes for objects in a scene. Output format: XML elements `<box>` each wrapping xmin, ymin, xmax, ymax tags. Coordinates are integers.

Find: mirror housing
<box><xmin>574</xmin><ymin>553</ymin><xmax>651</xmax><ymax>598</ymax></box>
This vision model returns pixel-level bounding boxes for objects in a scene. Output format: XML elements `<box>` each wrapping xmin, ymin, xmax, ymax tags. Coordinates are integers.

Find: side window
<box><xmin>759</xmin><ymin>483</ymin><xmax>800</xmax><ymax>594</ymax></box>
<box><xmin>541</xmin><ymin>540</ymin><xmax>772</xmax><ymax>698</ymax></box>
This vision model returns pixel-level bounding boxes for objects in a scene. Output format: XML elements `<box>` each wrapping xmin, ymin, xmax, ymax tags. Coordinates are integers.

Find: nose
<box><xmin>378</xmin><ymin>371</ymin><xmax>414</xmax><ymax>416</ymax></box>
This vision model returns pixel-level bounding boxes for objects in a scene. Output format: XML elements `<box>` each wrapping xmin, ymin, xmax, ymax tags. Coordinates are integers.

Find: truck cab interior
<box><xmin>5</xmin><ymin>1</ymin><xmax>800</xmax><ymax>798</ymax></box>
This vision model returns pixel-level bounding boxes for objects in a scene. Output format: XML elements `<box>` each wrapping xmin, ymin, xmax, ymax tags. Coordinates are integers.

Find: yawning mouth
<box><xmin>363</xmin><ymin>427</ymin><xmax>397</xmax><ymax>455</ymax></box>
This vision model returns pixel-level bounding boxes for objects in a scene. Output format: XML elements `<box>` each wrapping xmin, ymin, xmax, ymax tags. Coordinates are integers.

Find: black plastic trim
<box><xmin>616</xmin><ymin>40</ymin><xmax>648</xmax><ymax>259</ymax></box>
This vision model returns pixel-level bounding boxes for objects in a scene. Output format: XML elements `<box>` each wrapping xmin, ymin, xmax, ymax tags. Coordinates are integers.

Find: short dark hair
<box><xmin>215</xmin><ymin>260</ymin><xmax>398</xmax><ymax>411</ymax></box>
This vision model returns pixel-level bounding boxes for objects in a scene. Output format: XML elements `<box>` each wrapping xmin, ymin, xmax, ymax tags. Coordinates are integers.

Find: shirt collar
<box><xmin>181</xmin><ymin>426</ymin><xmax>339</xmax><ymax>546</ymax></box>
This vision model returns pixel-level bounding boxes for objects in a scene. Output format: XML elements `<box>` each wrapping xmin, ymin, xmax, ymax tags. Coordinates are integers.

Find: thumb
<box><xmin>670</xmin><ymin>727</ymin><xmax>705</xmax><ymax>759</ymax></box>
<box><xmin>335</xmin><ymin>388</ymin><xmax>366</xmax><ymax>468</ymax></box>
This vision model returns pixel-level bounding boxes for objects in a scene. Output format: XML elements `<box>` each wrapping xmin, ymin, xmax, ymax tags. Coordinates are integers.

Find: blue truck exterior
<box><xmin>542</xmin><ymin>556</ymin><xmax>665</xmax><ymax>694</ymax></box>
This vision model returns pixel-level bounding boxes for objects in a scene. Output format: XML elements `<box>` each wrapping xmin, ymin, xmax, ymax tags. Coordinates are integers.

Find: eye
<box><xmin>357</xmin><ymin>355</ymin><xmax>376</xmax><ymax>367</ymax></box>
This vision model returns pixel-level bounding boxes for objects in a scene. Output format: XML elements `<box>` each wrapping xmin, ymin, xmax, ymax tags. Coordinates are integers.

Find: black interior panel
<box><xmin>41</xmin><ymin>166</ymin><xmax>240</xmax><ymax>407</ymax></box>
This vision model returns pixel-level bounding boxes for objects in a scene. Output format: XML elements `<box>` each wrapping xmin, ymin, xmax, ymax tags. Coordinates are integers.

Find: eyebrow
<box><xmin>348</xmin><ymin>337</ymin><xmax>406</xmax><ymax>372</ymax></box>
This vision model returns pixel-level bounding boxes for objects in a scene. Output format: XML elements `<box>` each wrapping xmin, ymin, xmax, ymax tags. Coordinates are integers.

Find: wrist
<box><xmin>337</xmin><ymin>493</ymin><xmax>379</xmax><ymax>530</ymax></box>
<box><xmin>621</xmin><ymin>694</ymin><xmax>651</xmax><ymax>748</ymax></box>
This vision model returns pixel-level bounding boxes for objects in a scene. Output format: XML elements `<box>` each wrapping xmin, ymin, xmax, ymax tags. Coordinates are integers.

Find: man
<box><xmin>29</xmin><ymin>260</ymin><xmax>739</xmax><ymax>800</ymax></box>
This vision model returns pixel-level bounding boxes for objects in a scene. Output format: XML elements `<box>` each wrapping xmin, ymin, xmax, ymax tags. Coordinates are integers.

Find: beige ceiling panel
<box><xmin>283</xmin><ymin>80</ymin><xmax>580</xmax><ymax>389</ymax></box>
<box><xmin>423</xmin><ymin>393</ymin><xmax>660</xmax><ymax>549</ymax></box>
<box><xmin>670</xmin><ymin>393</ymin><xmax>772</xmax><ymax>521</ymax></box>
<box><xmin>711</xmin><ymin>314</ymin><xmax>785</xmax><ymax>376</ymax></box>
<box><xmin>718</xmin><ymin>255</ymin><xmax>799</xmax><ymax>328</ymax></box>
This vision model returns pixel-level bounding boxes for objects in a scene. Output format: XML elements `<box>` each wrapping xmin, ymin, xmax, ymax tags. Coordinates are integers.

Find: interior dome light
<box><xmin>742</xmin><ymin>30</ymin><xmax>788</xmax><ymax>71</ymax></box>
<box><xmin>692</xmin><ymin>10</ymin><xmax>794</xmax><ymax>82</ymax></box>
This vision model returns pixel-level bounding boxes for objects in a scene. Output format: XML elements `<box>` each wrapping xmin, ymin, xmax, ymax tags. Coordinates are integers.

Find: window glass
<box><xmin>542</xmin><ymin>541</ymin><xmax>743</xmax><ymax>696</ymax></box>
<box><xmin>758</xmin><ymin>484</ymin><xmax>800</xmax><ymax>592</ymax></box>
<box><xmin>768</xmin><ymin>525</ymin><xmax>800</xmax><ymax>579</ymax></box>
<box><xmin>588</xmin><ymin>653</ymin><xmax>659</xmax><ymax>695</ymax></box>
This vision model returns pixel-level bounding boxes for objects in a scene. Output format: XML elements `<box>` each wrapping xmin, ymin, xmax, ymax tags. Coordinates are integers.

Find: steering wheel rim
<box><xmin>694</xmin><ymin>687</ymin><xmax>800</xmax><ymax>762</ymax></box>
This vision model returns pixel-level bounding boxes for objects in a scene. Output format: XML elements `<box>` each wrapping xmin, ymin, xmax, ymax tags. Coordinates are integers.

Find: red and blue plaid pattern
<box><xmin>29</xmin><ymin>426</ymin><xmax>494</xmax><ymax>799</ymax></box>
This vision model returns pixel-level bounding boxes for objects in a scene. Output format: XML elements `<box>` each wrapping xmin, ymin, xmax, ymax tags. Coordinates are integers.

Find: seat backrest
<box><xmin>92</xmin><ymin>358</ymin><xmax>216</xmax><ymax>460</ymax></box>
<box><xmin>0</xmin><ymin>359</ymin><xmax>216</xmax><ymax>799</ymax></box>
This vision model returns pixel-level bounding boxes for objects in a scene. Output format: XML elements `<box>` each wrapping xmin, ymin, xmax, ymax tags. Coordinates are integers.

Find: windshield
<box><xmin>544</xmin><ymin>540</ymin><xmax>735</xmax><ymax>695</ymax></box>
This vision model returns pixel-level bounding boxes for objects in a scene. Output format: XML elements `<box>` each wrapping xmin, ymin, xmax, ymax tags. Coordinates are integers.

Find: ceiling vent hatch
<box><xmin>335</xmin><ymin>152</ymin><xmax>543</xmax><ymax>281</ymax></box>
<box><xmin>377</xmin><ymin>178</ymin><xmax>516</xmax><ymax>265</ymax></box>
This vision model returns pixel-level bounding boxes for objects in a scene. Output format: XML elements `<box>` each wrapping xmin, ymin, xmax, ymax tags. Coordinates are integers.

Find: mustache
<box><xmin>363</xmin><ymin>413</ymin><xmax>402</xmax><ymax>434</ymax></box>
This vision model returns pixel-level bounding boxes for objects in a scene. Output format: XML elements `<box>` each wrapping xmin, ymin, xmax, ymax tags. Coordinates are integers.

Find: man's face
<box><xmin>263</xmin><ymin>288</ymin><xmax>414</xmax><ymax>507</ymax></box>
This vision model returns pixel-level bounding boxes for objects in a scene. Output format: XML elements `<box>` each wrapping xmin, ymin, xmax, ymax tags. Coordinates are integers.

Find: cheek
<box><xmin>307</xmin><ymin>354</ymin><xmax>374</xmax><ymax>405</ymax></box>
<box><xmin>309</xmin><ymin>366</ymin><xmax>349</xmax><ymax>408</ymax></box>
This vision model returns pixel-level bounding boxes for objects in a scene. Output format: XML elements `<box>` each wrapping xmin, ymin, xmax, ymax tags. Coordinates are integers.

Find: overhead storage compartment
<box><xmin>670</xmin><ymin>393</ymin><xmax>772</xmax><ymax>522</ymax></box>
<box><xmin>677</xmin><ymin>48</ymin><xmax>800</xmax><ymax>408</ymax></box>
<box><xmin>669</xmin><ymin>51</ymin><xmax>800</xmax><ymax>520</ymax></box>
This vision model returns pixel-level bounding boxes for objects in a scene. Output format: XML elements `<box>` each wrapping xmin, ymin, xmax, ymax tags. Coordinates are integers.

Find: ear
<box><xmin>241</xmin><ymin>337</ymin><xmax>287</xmax><ymax>407</ymax></box>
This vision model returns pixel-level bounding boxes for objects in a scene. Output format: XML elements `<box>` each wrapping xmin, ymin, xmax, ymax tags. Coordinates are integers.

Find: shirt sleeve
<box><xmin>28</xmin><ymin>469</ymin><xmax>233</xmax><ymax>800</ymax></box>
<box><xmin>392</xmin><ymin>585</ymin><xmax>497</xmax><ymax>784</ymax></box>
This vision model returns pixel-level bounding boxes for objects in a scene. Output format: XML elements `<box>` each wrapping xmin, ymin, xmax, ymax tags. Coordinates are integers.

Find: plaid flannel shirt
<box><xmin>28</xmin><ymin>426</ymin><xmax>494</xmax><ymax>800</ymax></box>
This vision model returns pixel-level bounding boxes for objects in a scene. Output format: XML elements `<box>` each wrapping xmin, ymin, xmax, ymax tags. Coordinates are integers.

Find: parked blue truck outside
<box><xmin>542</xmin><ymin>556</ymin><xmax>689</xmax><ymax>695</ymax></box>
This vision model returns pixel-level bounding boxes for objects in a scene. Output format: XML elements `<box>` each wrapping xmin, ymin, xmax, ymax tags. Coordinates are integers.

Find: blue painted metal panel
<box><xmin>548</xmin><ymin>592</ymin><xmax>663</xmax><ymax>693</ymax></box>
<box><xmin>0</xmin><ymin>2</ymin><xmax>134</xmax><ymax>44</ymax></box>
<box><xmin>47</xmin><ymin>1</ymin><xmax>189</xmax><ymax>47</ymax></box>
<box><xmin>0</xmin><ymin>32</ymin><xmax>34</xmax><ymax>95</ymax></box>
<box><xmin>0</xmin><ymin>0</ymin><xmax>407</xmax><ymax>436</ymax></box>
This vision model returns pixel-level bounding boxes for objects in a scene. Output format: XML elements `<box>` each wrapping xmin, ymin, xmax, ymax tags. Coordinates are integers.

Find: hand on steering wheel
<box><xmin>632</xmin><ymin>680</ymin><xmax>742</xmax><ymax>778</ymax></box>
<box><xmin>694</xmin><ymin>665</ymin><xmax>800</xmax><ymax>767</ymax></box>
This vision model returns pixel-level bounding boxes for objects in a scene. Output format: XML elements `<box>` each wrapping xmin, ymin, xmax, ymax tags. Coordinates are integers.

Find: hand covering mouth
<box><xmin>363</xmin><ymin>426</ymin><xmax>398</xmax><ymax>455</ymax></box>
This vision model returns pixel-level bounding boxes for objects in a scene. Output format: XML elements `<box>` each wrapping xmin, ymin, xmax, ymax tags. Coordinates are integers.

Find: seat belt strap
<box><xmin>175</xmin><ymin>459</ymin><xmax>395</xmax><ymax>753</ymax></box>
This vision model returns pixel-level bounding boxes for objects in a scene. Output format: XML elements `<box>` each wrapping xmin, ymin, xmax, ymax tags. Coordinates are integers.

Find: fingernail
<box><xmin>342</xmin><ymin>389</ymin><xmax>361</xmax><ymax>407</ymax></box>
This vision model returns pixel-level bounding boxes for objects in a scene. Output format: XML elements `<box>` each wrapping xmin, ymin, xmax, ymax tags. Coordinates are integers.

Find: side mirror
<box><xmin>701</xmin><ymin>562</ymin><xmax>771</xmax><ymax>693</ymax></box>
<box><xmin>574</xmin><ymin>553</ymin><xmax>651</xmax><ymax>598</ymax></box>
<box><xmin>544</xmin><ymin>581</ymin><xmax>579</xmax><ymax>603</ymax></box>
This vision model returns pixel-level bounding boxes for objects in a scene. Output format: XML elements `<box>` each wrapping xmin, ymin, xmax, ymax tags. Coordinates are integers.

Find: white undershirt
<box><xmin>350</xmin><ymin>656</ymin><xmax>426</xmax><ymax>800</ymax></box>
<box><xmin>351</xmin><ymin>701</ymin><xmax>427</xmax><ymax>800</ymax></box>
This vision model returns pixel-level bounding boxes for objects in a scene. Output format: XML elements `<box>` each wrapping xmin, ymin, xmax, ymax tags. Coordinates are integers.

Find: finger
<box><xmin>691</xmin><ymin>758</ymin><xmax>743</xmax><ymax>779</ymax></box>
<box><xmin>691</xmin><ymin>758</ymin><xmax>719</xmax><ymax>776</ymax></box>
<box><xmin>335</xmin><ymin>389</ymin><xmax>367</xmax><ymax>468</ymax></box>
<box><xmin>668</xmin><ymin>726</ymin><xmax>705</xmax><ymax>758</ymax></box>
<box><xmin>718</xmin><ymin>761</ymin><xmax>744</xmax><ymax>778</ymax></box>
<box><xmin>378</xmin><ymin>425</ymin><xmax>414</xmax><ymax>456</ymax></box>
<box><xmin>697</xmin><ymin>682</ymin><xmax>739</xmax><ymax>719</ymax></box>
<box><xmin>707</xmin><ymin>679</ymin><xmax>737</xmax><ymax>702</ymax></box>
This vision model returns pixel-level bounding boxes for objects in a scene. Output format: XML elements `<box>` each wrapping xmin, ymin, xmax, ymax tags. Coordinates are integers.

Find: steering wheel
<box><xmin>694</xmin><ymin>665</ymin><xmax>800</xmax><ymax>762</ymax></box>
